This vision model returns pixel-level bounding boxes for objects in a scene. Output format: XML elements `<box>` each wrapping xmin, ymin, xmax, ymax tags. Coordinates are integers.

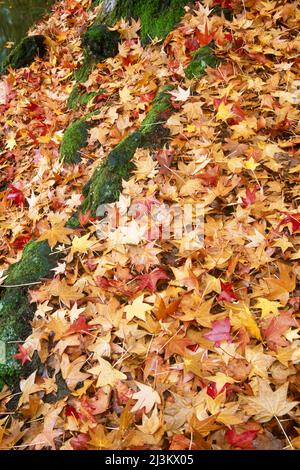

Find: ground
<box><xmin>0</xmin><ymin>0</ymin><xmax>300</xmax><ymax>451</ymax></box>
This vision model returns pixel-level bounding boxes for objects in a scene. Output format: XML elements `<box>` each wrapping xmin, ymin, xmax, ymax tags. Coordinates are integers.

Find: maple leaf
<box><xmin>168</xmin><ymin>86</ymin><xmax>190</xmax><ymax>102</ymax></box>
<box><xmin>197</xmin><ymin>164</ymin><xmax>220</xmax><ymax>187</ymax></box>
<box><xmin>71</xmin><ymin>234</ymin><xmax>95</xmax><ymax>254</ymax></box>
<box><xmin>88</xmin><ymin>424</ymin><xmax>112</xmax><ymax>449</ymax></box>
<box><xmin>219</xmin><ymin>282</ymin><xmax>239</xmax><ymax>303</ymax></box>
<box><xmin>13</xmin><ymin>345</ymin><xmax>31</xmax><ymax>365</ymax></box>
<box><xmin>6</xmin><ymin>183</ymin><xmax>25</xmax><ymax>206</ymax></box>
<box><xmin>78</xmin><ymin>209</ymin><xmax>92</xmax><ymax>227</ymax></box>
<box><xmin>28</xmin><ymin>406</ymin><xmax>64</xmax><ymax>450</ymax></box>
<box><xmin>66</xmin><ymin>314</ymin><xmax>92</xmax><ymax>336</ymax></box>
<box><xmin>255</xmin><ymin>298</ymin><xmax>280</xmax><ymax>318</ymax></box>
<box><xmin>70</xmin><ymin>433</ymin><xmax>89</xmax><ymax>450</ymax></box>
<box><xmin>60</xmin><ymin>354</ymin><xmax>90</xmax><ymax>391</ymax></box>
<box><xmin>225</xmin><ymin>428</ymin><xmax>259</xmax><ymax>450</ymax></box>
<box><xmin>241</xmin><ymin>187</ymin><xmax>258</xmax><ymax>207</ymax></box>
<box><xmin>87</xmin><ymin>358</ymin><xmax>127</xmax><ymax>388</ymax></box>
<box><xmin>135</xmin><ymin>268</ymin><xmax>169</xmax><ymax>292</ymax></box>
<box><xmin>196</xmin><ymin>23</ymin><xmax>214</xmax><ymax>47</ymax></box>
<box><xmin>49</xmin><ymin>279</ymin><xmax>83</xmax><ymax>307</ymax></box>
<box><xmin>18</xmin><ymin>371</ymin><xmax>43</xmax><ymax>407</ymax></box>
<box><xmin>263</xmin><ymin>262</ymin><xmax>296</xmax><ymax>306</ymax></box>
<box><xmin>39</xmin><ymin>221</ymin><xmax>73</xmax><ymax>248</ymax></box>
<box><xmin>228</xmin><ymin>301</ymin><xmax>261</xmax><ymax>340</ymax></box>
<box><xmin>279</xmin><ymin>212</ymin><xmax>300</xmax><ymax>233</ymax></box>
<box><xmin>243</xmin><ymin>380</ymin><xmax>298</xmax><ymax>423</ymax></box>
<box><xmin>131</xmin><ymin>382</ymin><xmax>161</xmax><ymax>414</ymax></box>
<box><xmin>155</xmin><ymin>297</ymin><xmax>181</xmax><ymax>321</ymax></box>
<box><xmin>124</xmin><ymin>294</ymin><xmax>153</xmax><ymax>321</ymax></box>
<box><xmin>262</xmin><ymin>311</ymin><xmax>297</xmax><ymax>351</ymax></box>
<box><xmin>136</xmin><ymin>406</ymin><xmax>161</xmax><ymax>435</ymax></box>
<box><xmin>204</xmin><ymin>317</ymin><xmax>232</xmax><ymax>346</ymax></box>
<box><xmin>11</xmin><ymin>234</ymin><xmax>32</xmax><ymax>249</ymax></box>
<box><xmin>216</xmin><ymin>102</ymin><xmax>234</xmax><ymax>121</ymax></box>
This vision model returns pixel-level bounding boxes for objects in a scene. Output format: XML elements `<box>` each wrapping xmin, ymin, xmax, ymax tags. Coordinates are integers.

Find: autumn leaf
<box><xmin>60</xmin><ymin>354</ymin><xmax>90</xmax><ymax>391</ymax></box>
<box><xmin>13</xmin><ymin>345</ymin><xmax>31</xmax><ymax>365</ymax></box>
<box><xmin>204</xmin><ymin>317</ymin><xmax>232</xmax><ymax>345</ymax></box>
<box><xmin>124</xmin><ymin>294</ymin><xmax>153</xmax><ymax>321</ymax></box>
<box><xmin>39</xmin><ymin>221</ymin><xmax>73</xmax><ymax>248</ymax></box>
<box><xmin>131</xmin><ymin>382</ymin><xmax>161</xmax><ymax>413</ymax></box>
<box><xmin>87</xmin><ymin>358</ymin><xmax>127</xmax><ymax>388</ymax></box>
<box><xmin>243</xmin><ymin>380</ymin><xmax>298</xmax><ymax>423</ymax></box>
<box><xmin>135</xmin><ymin>268</ymin><xmax>169</xmax><ymax>292</ymax></box>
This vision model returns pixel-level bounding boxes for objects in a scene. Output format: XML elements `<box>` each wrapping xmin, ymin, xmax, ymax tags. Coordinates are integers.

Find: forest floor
<box><xmin>0</xmin><ymin>0</ymin><xmax>300</xmax><ymax>450</ymax></box>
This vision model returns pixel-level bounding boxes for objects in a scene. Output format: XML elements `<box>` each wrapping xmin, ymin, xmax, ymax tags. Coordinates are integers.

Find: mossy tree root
<box><xmin>68</xmin><ymin>0</ymin><xmax>192</xmax><ymax>108</ymax></box>
<box><xmin>185</xmin><ymin>42</ymin><xmax>220</xmax><ymax>79</ymax></box>
<box><xmin>1</xmin><ymin>35</ymin><xmax>47</xmax><ymax>73</ymax></box>
<box><xmin>0</xmin><ymin>241</ymin><xmax>58</xmax><ymax>390</ymax></box>
<box><xmin>68</xmin><ymin>85</ymin><xmax>174</xmax><ymax>226</ymax></box>
<box><xmin>59</xmin><ymin>110</ymin><xmax>101</xmax><ymax>164</ymax></box>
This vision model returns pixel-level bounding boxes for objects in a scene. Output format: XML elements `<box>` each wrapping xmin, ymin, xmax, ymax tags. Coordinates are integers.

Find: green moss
<box><xmin>0</xmin><ymin>240</ymin><xmax>57</xmax><ymax>389</ymax></box>
<box><xmin>59</xmin><ymin>118</ymin><xmax>89</xmax><ymax>164</ymax></box>
<box><xmin>68</xmin><ymin>85</ymin><xmax>96</xmax><ymax>110</ymax></box>
<box><xmin>83</xmin><ymin>25</ymin><xmax>120</xmax><ymax>60</ymax></box>
<box><xmin>109</xmin><ymin>0</ymin><xmax>189</xmax><ymax>43</ymax></box>
<box><xmin>2</xmin><ymin>35</ymin><xmax>46</xmax><ymax>72</ymax></box>
<box><xmin>185</xmin><ymin>43</ymin><xmax>220</xmax><ymax>79</ymax></box>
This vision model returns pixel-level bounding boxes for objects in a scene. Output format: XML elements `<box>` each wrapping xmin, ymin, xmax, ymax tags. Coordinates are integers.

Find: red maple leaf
<box><xmin>70</xmin><ymin>433</ymin><xmax>89</xmax><ymax>450</ymax></box>
<box><xmin>241</xmin><ymin>187</ymin><xmax>258</xmax><ymax>207</ymax></box>
<box><xmin>11</xmin><ymin>234</ymin><xmax>32</xmax><ymax>250</ymax></box>
<box><xmin>197</xmin><ymin>165</ymin><xmax>220</xmax><ymax>187</ymax></box>
<box><xmin>206</xmin><ymin>382</ymin><xmax>228</xmax><ymax>398</ymax></box>
<box><xmin>135</xmin><ymin>268</ymin><xmax>169</xmax><ymax>292</ymax></box>
<box><xmin>78</xmin><ymin>209</ymin><xmax>93</xmax><ymax>227</ymax></box>
<box><xmin>65</xmin><ymin>405</ymin><xmax>81</xmax><ymax>419</ymax></box>
<box><xmin>13</xmin><ymin>345</ymin><xmax>31</xmax><ymax>365</ymax></box>
<box><xmin>262</xmin><ymin>311</ymin><xmax>297</xmax><ymax>351</ymax></box>
<box><xmin>185</xmin><ymin>36</ymin><xmax>200</xmax><ymax>52</ymax></box>
<box><xmin>204</xmin><ymin>317</ymin><xmax>232</xmax><ymax>346</ymax></box>
<box><xmin>225</xmin><ymin>428</ymin><xmax>258</xmax><ymax>449</ymax></box>
<box><xmin>67</xmin><ymin>315</ymin><xmax>93</xmax><ymax>335</ymax></box>
<box><xmin>6</xmin><ymin>184</ymin><xmax>26</xmax><ymax>206</ymax></box>
<box><xmin>195</xmin><ymin>23</ymin><xmax>214</xmax><ymax>47</ymax></box>
<box><xmin>218</xmin><ymin>281</ymin><xmax>239</xmax><ymax>302</ymax></box>
<box><xmin>279</xmin><ymin>212</ymin><xmax>300</xmax><ymax>233</ymax></box>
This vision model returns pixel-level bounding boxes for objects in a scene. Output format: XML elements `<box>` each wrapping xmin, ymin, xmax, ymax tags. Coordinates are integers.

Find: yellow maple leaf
<box><xmin>205</xmin><ymin>372</ymin><xmax>236</xmax><ymax>392</ymax></box>
<box><xmin>39</xmin><ymin>221</ymin><xmax>73</xmax><ymax>248</ymax></box>
<box><xmin>228</xmin><ymin>301</ymin><xmax>261</xmax><ymax>340</ymax></box>
<box><xmin>255</xmin><ymin>298</ymin><xmax>280</xmax><ymax>318</ymax></box>
<box><xmin>71</xmin><ymin>234</ymin><xmax>95</xmax><ymax>254</ymax></box>
<box><xmin>216</xmin><ymin>102</ymin><xmax>233</xmax><ymax>121</ymax></box>
<box><xmin>124</xmin><ymin>294</ymin><xmax>153</xmax><ymax>321</ymax></box>
<box><xmin>244</xmin><ymin>156</ymin><xmax>259</xmax><ymax>171</ymax></box>
<box><xmin>87</xmin><ymin>357</ymin><xmax>127</xmax><ymax>388</ymax></box>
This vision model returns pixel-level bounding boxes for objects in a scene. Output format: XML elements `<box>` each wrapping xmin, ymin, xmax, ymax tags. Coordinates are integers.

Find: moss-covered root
<box><xmin>0</xmin><ymin>241</ymin><xmax>57</xmax><ymax>390</ymax></box>
<box><xmin>59</xmin><ymin>118</ymin><xmax>90</xmax><ymax>164</ymax></box>
<box><xmin>109</xmin><ymin>0</ymin><xmax>190</xmax><ymax>43</ymax></box>
<box><xmin>83</xmin><ymin>25</ymin><xmax>120</xmax><ymax>61</ymax></box>
<box><xmin>2</xmin><ymin>35</ymin><xmax>46</xmax><ymax>72</ymax></box>
<box><xmin>185</xmin><ymin>42</ymin><xmax>220</xmax><ymax>79</ymax></box>
<box><xmin>67</xmin><ymin>86</ymin><xmax>174</xmax><ymax>227</ymax></box>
